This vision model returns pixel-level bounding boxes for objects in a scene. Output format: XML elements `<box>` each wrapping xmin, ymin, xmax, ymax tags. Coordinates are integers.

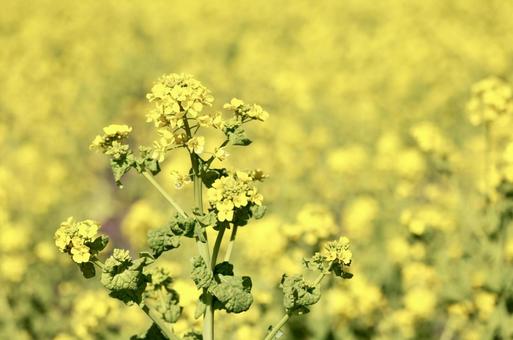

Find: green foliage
<box><xmin>130</xmin><ymin>323</ymin><xmax>168</xmax><ymax>340</ymax></box>
<box><xmin>147</xmin><ymin>227</ymin><xmax>181</xmax><ymax>258</ymax></box>
<box><xmin>280</xmin><ymin>275</ymin><xmax>321</xmax><ymax>315</ymax></box>
<box><xmin>100</xmin><ymin>249</ymin><xmax>148</xmax><ymax>304</ymax></box>
<box><xmin>210</xmin><ymin>274</ymin><xmax>253</xmax><ymax>314</ymax></box>
<box><xmin>191</xmin><ymin>256</ymin><xmax>213</xmax><ymax>289</ymax></box>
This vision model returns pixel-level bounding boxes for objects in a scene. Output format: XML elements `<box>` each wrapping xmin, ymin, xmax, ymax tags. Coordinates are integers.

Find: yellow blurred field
<box><xmin>2</xmin><ymin>1</ymin><xmax>513</xmax><ymax>339</ymax></box>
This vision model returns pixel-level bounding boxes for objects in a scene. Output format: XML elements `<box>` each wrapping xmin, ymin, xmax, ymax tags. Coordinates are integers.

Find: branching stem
<box><xmin>224</xmin><ymin>226</ymin><xmax>238</xmax><ymax>262</ymax></box>
<box><xmin>211</xmin><ymin>226</ymin><xmax>226</xmax><ymax>268</ymax></box>
<box><xmin>142</xmin><ymin>305</ymin><xmax>181</xmax><ymax>340</ymax></box>
<box><xmin>143</xmin><ymin>172</ymin><xmax>187</xmax><ymax>218</ymax></box>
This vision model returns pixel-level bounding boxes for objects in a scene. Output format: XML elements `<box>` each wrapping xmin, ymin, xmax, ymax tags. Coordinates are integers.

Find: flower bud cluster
<box><xmin>467</xmin><ymin>77</ymin><xmax>513</xmax><ymax>126</ymax></box>
<box><xmin>146</xmin><ymin>73</ymin><xmax>214</xmax><ymax>129</ymax></box>
<box><xmin>54</xmin><ymin>217</ymin><xmax>102</xmax><ymax>263</ymax></box>
<box><xmin>223</xmin><ymin>98</ymin><xmax>269</xmax><ymax>122</ymax></box>
<box><xmin>207</xmin><ymin>171</ymin><xmax>264</xmax><ymax>222</ymax></box>
<box><xmin>89</xmin><ymin>124</ymin><xmax>132</xmax><ymax>159</ymax></box>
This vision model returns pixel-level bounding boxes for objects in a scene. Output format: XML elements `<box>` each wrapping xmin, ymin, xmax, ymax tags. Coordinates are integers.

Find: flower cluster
<box><xmin>223</xmin><ymin>98</ymin><xmax>269</xmax><ymax>122</ymax></box>
<box><xmin>54</xmin><ymin>217</ymin><xmax>105</xmax><ymax>263</ymax></box>
<box><xmin>89</xmin><ymin>124</ymin><xmax>132</xmax><ymax>159</ymax></box>
<box><xmin>467</xmin><ymin>76</ymin><xmax>513</xmax><ymax>126</ymax></box>
<box><xmin>207</xmin><ymin>171</ymin><xmax>264</xmax><ymax>222</ymax></box>
<box><xmin>303</xmin><ymin>236</ymin><xmax>353</xmax><ymax>277</ymax></box>
<box><xmin>146</xmin><ymin>73</ymin><xmax>214</xmax><ymax>129</ymax></box>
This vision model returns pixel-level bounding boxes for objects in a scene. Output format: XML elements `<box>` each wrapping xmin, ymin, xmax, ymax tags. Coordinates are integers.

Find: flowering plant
<box><xmin>55</xmin><ymin>73</ymin><xmax>353</xmax><ymax>339</ymax></box>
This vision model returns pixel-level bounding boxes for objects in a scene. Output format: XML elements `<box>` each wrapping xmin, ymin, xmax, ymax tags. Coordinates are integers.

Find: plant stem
<box><xmin>223</xmin><ymin>225</ymin><xmax>238</xmax><ymax>262</ymax></box>
<box><xmin>143</xmin><ymin>172</ymin><xmax>187</xmax><ymax>218</ymax></box>
<box><xmin>264</xmin><ymin>273</ymin><xmax>325</xmax><ymax>340</ymax></box>
<box><xmin>91</xmin><ymin>258</ymin><xmax>104</xmax><ymax>270</ymax></box>
<box><xmin>183</xmin><ymin>116</ymin><xmax>214</xmax><ymax>340</ymax></box>
<box><xmin>192</xmin><ymin>160</ymin><xmax>214</xmax><ymax>340</ymax></box>
<box><xmin>142</xmin><ymin>305</ymin><xmax>181</xmax><ymax>340</ymax></box>
<box><xmin>211</xmin><ymin>226</ymin><xmax>226</xmax><ymax>268</ymax></box>
<box><xmin>264</xmin><ymin>314</ymin><xmax>290</xmax><ymax>340</ymax></box>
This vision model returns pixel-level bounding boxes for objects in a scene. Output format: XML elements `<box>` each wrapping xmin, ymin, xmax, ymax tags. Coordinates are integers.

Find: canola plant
<box><xmin>2</xmin><ymin>0</ymin><xmax>513</xmax><ymax>339</ymax></box>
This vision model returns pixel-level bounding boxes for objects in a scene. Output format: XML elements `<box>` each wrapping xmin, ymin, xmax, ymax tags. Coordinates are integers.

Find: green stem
<box><xmin>265</xmin><ymin>314</ymin><xmax>289</xmax><ymax>340</ymax></box>
<box><xmin>143</xmin><ymin>172</ymin><xmax>187</xmax><ymax>218</ymax></box>
<box><xmin>142</xmin><ymin>305</ymin><xmax>181</xmax><ymax>340</ymax></box>
<box><xmin>264</xmin><ymin>273</ymin><xmax>325</xmax><ymax>340</ymax></box>
<box><xmin>211</xmin><ymin>226</ymin><xmax>226</xmax><ymax>268</ymax></box>
<box><xmin>184</xmin><ymin>116</ymin><xmax>214</xmax><ymax>340</ymax></box>
<box><xmin>91</xmin><ymin>258</ymin><xmax>104</xmax><ymax>270</ymax></box>
<box><xmin>223</xmin><ymin>225</ymin><xmax>238</xmax><ymax>262</ymax></box>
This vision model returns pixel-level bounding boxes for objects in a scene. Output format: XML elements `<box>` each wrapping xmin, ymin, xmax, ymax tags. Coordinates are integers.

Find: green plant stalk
<box><xmin>143</xmin><ymin>172</ymin><xmax>187</xmax><ymax>218</ymax></box>
<box><xmin>194</xmin><ymin>171</ymin><xmax>215</xmax><ymax>340</ymax></box>
<box><xmin>224</xmin><ymin>225</ymin><xmax>238</xmax><ymax>262</ymax></box>
<box><xmin>264</xmin><ymin>273</ymin><xmax>326</xmax><ymax>340</ymax></box>
<box><xmin>182</xmin><ymin>115</ymin><xmax>215</xmax><ymax>339</ymax></box>
<box><xmin>142</xmin><ymin>305</ymin><xmax>181</xmax><ymax>340</ymax></box>
<box><xmin>211</xmin><ymin>225</ymin><xmax>226</xmax><ymax>268</ymax></box>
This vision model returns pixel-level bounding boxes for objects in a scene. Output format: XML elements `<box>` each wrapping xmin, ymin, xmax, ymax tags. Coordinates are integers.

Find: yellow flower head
<box><xmin>467</xmin><ymin>76</ymin><xmax>513</xmax><ymax>126</ymax></box>
<box><xmin>54</xmin><ymin>217</ymin><xmax>103</xmax><ymax>264</ymax></box>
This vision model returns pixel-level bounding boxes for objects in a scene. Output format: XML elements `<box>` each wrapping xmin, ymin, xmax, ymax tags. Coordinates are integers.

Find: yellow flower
<box><xmin>186</xmin><ymin>136</ymin><xmax>205</xmax><ymax>155</ymax></box>
<box><xmin>102</xmin><ymin>124</ymin><xmax>132</xmax><ymax>137</ymax></box>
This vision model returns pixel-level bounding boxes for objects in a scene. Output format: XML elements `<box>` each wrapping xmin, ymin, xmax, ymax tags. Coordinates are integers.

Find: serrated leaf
<box><xmin>209</xmin><ymin>275</ymin><xmax>253</xmax><ymax>313</ymax></box>
<box><xmin>147</xmin><ymin>227</ymin><xmax>181</xmax><ymax>258</ymax></box>
<box><xmin>171</xmin><ymin>214</ymin><xmax>196</xmax><ymax>238</ymax></box>
<box><xmin>191</xmin><ymin>256</ymin><xmax>213</xmax><ymax>289</ymax></box>
<box><xmin>100</xmin><ymin>249</ymin><xmax>148</xmax><ymax>304</ymax></box>
<box><xmin>280</xmin><ymin>274</ymin><xmax>321</xmax><ymax>315</ymax></box>
<box><xmin>110</xmin><ymin>154</ymin><xmax>134</xmax><ymax>187</ymax></box>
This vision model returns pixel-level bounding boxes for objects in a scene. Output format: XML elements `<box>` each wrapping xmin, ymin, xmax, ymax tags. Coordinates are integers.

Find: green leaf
<box><xmin>110</xmin><ymin>154</ymin><xmax>135</xmax><ymax>187</ymax></box>
<box><xmin>193</xmin><ymin>210</ymin><xmax>217</xmax><ymax>227</ymax></box>
<box><xmin>147</xmin><ymin>227</ymin><xmax>181</xmax><ymax>258</ymax></box>
<box><xmin>228</xmin><ymin>127</ymin><xmax>252</xmax><ymax>146</ymax></box>
<box><xmin>130</xmin><ymin>323</ymin><xmax>167</xmax><ymax>340</ymax></box>
<box><xmin>157</xmin><ymin>293</ymin><xmax>182</xmax><ymax>323</ymax></box>
<box><xmin>214</xmin><ymin>261</ymin><xmax>234</xmax><ymax>276</ymax></box>
<box><xmin>87</xmin><ymin>235</ymin><xmax>110</xmax><ymax>253</ymax></box>
<box><xmin>190</xmin><ymin>256</ymin><xmax>213</xmax><ymax>289</ymax></box>
<box><xmin>78</xmin><ymin>262</ymin><xmax>96</xmax><ymax>279</ymax></box>
<box><xmin>201</xmin><ymin>168</ymin><xmax>227</xmax><ymax>188</ymax></box>
<box><xmin>280</xmin><ymin>274</ymin><xmax>321</xmax><ymax>315</ymax></box>
<box><xmin>303</xmin><ymin>253</ymin><xmax>331</xmax><ymax>274</ymax></box>
<box><xmin>135</xmin><ymin>146</ymin><xmax>161</xmax><ymax>176</ymax></box>
<box><xmin>194</xmin><ymin>293</ymin><xmax>208</xmax><ymax>319</ymax></box>
<box><xmin>143</xmin><ymin>267</ymin><xmax>182</xmax><ymax>323</ymax></box>
<box><xmin>100</xmin><ymin>249</ymin><xmax>148</xmax><ymax>304</ymax></box>
<box><xmin>209</xmin><ymin>274</ymin><xmax>253</xmax><ymax>313</ymax></box>
<box><xmin>250</xmin><ymin>204</ymin><xmax>267</xmax><ymax>219</ymax></box>
<box><xmin>183</xmin><ymin>331</ymin><xmax>203</xmax><ymax>340</ymax></box>
<box><xmin>170</xmin><ymin>214</ymin><xmax>196</xmax><ymax>238</ymax></box>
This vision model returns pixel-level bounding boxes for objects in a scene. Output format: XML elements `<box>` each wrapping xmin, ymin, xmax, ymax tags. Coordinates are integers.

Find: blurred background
<box><xmin>2</xmin><ymin>0</ymin><xmax>513</xmax><ymax>339</ymax></box>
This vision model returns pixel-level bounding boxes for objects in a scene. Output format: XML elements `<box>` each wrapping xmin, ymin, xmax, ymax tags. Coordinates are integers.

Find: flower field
<box><xmin>2</xmin><ymin>1</ymin><xmax>513</xmax><ymax>339</ymax></box>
